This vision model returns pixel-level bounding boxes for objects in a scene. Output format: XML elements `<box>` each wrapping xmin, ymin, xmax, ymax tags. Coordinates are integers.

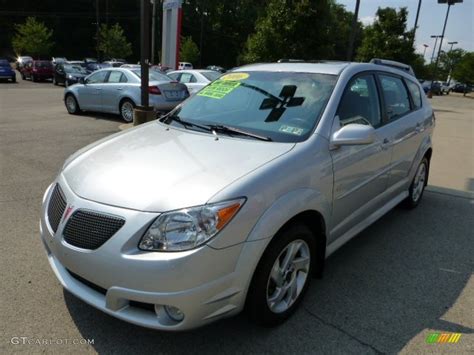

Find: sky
<box><xmin>336</xmin><ymin>0</ymin><xmax>474</xmax><ymax>61</ymax></box>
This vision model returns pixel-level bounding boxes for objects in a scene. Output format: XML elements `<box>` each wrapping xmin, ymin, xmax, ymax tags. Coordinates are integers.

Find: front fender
<box><xmin>246</xmin><ymin>188</ymin><xmax>330</xmax><ymax>243</ymax></box>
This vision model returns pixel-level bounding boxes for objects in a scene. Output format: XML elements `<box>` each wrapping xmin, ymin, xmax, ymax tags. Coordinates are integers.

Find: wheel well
<box><xmin>278</xmin><ymin>210</ymin><xmax>327</xmax><ymax>278</ymax></box>
<box><xmin>119</xmin><ymin>97</ymin><xmax>135</xmax><ymax>109</ymax></box>
<box><xmin>424</xmin><ymin>148</ymin><xmax>432</xmax><ymax>163</ymax></box>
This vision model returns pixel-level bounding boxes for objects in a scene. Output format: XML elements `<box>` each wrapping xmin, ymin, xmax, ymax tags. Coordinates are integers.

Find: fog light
<box><xmin>164</xmin><ymin>305</ymin><xmax>184</xmax><ymax>322</ymax></box>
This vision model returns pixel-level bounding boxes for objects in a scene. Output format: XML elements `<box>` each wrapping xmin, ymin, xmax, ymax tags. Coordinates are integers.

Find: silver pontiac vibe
<box><xmin>40</xmin><ymin>61</ymin><xmax>434</xmax><ymax>330</ymax></box>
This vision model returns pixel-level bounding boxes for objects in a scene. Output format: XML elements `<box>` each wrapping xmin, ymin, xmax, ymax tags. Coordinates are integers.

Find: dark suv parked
<box><xmin>53</xmin><ymin>63</ymin><xmax>88</xmax><ymax>87</ymax></box>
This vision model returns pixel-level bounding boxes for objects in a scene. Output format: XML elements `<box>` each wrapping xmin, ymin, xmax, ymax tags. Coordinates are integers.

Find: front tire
<box><xmin>65</xmin><ymin>94</ymin><xmax>80</xmax><ymax>115</ymax></box>
<box><xmin>247</xmin><ymin>223</ymin><xmax>315</xmax><ymax>326</ymax></box>
<box><xmin>120</xmin><ymin>99</ymin><xmax>135</xmax><ymax>123</ymax></box>
<box><xmin>403</xmin><ymin>157</ymin><xmax>429</xmax><ymax>209</ymax></box>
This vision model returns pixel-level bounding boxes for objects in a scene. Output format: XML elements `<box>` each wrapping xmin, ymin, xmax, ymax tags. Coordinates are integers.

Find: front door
<box><xmin>330</xmin><ymin>74</ymin><xmax>393</xmax><ymax>240</ymax></box>
<box><xmin>101</xmin><ymin>70</ymin><xmax>128</xmax><ymax>112</ymax></box>
<box><xmin>77</xmin><ymin>70</ymin><xmax>108</xmax><ymax>111</ymax></box>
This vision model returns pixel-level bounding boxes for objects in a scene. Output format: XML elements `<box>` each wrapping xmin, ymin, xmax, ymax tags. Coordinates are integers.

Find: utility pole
<box><xmin>412</xmin><ymin>0</ymin><xmax>422</xmax><ymax>46</ymax></box>
<box><xmin>95</xmin><ymin>0</ymin><xmax>100</xmax><ymax>59</ymax></box>
<box><xmin>346</xmin><ymin>0</ymin><xmax>360</xmax><ymax>61</ymax></box>
<box><xmin>106</xmin><ymin>0</ymin><xmax>109</xmax><ymax>26</ymax></box>
<box><xmin>151</xmin><ymin>0</ymin><xmax>157</xmax><ymax>64</ymax></box>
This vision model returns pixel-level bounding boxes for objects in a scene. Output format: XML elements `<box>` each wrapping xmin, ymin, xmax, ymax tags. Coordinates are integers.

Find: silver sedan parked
<box><xmin>167</xmin><ymin>69</ymin><xmax>221</xmax><ymax>95</ymax></box>
<box><xmin>64</xmin><ymin>68</ymin><xmax>189</xmax><ymax>122</ymax></box>
<box><xmin>41</xmin><ymin>60</ymin><xmax>434</xmax><ymax>331</ymax></box>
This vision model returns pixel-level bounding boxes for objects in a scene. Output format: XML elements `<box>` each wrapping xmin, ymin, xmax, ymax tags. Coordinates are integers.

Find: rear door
<box><xmin>330</xmin><ymin>73</ymin><xmax>393</xmax><ymax>240</ymax></box>
<box><xmin>177</xmin><ymin>72</ymin><xmax>203</xmax><ymax>94</ymax></box>
<box><xmin>101</xmin><ymin>71</ymin><xmax>128</xmax><ymax>112</ymax></box>
<box><xmin>77</xmin><ymin>70</ymin><xmax>108</xmax><ymax>111</ymax></box>
<box><xmin>377</xmin><ymin>74</ymin><xmax>425</xmax><ymax>189</ymax></box>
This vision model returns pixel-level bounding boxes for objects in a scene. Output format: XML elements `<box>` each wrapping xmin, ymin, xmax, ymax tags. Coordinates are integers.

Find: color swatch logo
<box><xmin>426</xmin><ymin>333</ymin><xmax>462</xmax><ymax>344</ymax></box>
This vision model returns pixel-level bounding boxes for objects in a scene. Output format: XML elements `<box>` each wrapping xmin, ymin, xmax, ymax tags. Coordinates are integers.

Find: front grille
<box><xmin>47</xmin><ymin>184</ymin><xmax>67</xmax><ymax>233</ymax></box>
<box><xmin>63</xmin><ymin>210</ymin><xmax>125</xmax><ymax>250</ymax></box>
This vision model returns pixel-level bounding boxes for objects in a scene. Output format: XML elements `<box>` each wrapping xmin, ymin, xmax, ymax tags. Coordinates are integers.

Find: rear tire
<box><xmin>120</xmin><ymin>99</ymin><xmax>135</xmax><ymax>123</ymax></box>
<box><xmin>53</xmin><ymin>76</ymin><xmax>57</xmax><ymax>86</ymax></box>
<box><xmin>32</xmin><ymin>75</ymin><xmax>36</xmax><ymax>82</ymax></box>
<box><xmin>403</xmin><ymin>157</ymin><xmax>429</xmax><ymax>209</ymax></box>
<box><xmin>65</xmin><ymin>94</ymin><xmax>80</xmax><ymax>115</ymax></box>
<box><xmin>11</xmin><ymin>75</ymin><xmax>16</xmax><ymax>83</ymax></box>
<box><xmin>246</xmin><ymin>223</ymin><xmax>315</xmax><ymax>327</ymax></box>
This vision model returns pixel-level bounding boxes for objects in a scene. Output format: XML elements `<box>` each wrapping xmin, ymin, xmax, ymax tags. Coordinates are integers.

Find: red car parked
<box><xmin>21</xmin><ymin>60</ymin><xmax>54</xmax><ymax>81</ymax></box>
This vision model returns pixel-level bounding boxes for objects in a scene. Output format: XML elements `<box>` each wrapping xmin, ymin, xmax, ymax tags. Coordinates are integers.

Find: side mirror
<box><xmin>79</xmin><ymin>77</ymin><xmax>85</xmax><ymax>85</ymax></box>
<box><xmin>330</xmin><ymin>123</ymin><xmax>375</xmax><ymax>149</ymax></box>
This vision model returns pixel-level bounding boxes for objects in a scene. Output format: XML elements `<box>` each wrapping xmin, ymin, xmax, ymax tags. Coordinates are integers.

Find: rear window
<box><xmin>35</xmin><ymin>61</ymin><xmax>52</xmax><ymax>68</ymax></box>
<box><xmin>0</xmin><ymin>60</ymin><xmax>10</xmax><ymax>67</ymax></box>
<box><xmin>201</xmin><ymin>71</ymin><xmax>221</xmax><ymax>81</ymax></box>
<box><xmin>132</xmin><ymin>70</ymin><xmax>170</xmax><ymax>82</ymax></box>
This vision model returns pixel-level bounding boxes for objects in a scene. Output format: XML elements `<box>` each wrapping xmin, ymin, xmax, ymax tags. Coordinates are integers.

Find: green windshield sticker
<box><xmin>279</xmin><ymin>125</ymin><xmax>304</xmax><ymax>136</ymax></box>
<box><xmin>197</xmin><ymin>80</ymin><xmax>240</xmax><ymax>99</ymax></box>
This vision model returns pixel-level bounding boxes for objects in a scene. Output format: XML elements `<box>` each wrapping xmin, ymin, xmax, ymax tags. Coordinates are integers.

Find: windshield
<box><xmin>132</xmin><ymin>70</ymin><xmax>171</xmax><ymax>82</ymax></box>
<box><xmin>165</xmin><ymin>71</ymin><xmax>337</xmax><ymax>143</ymax></box>
<box><xmin>201</xmin><ymin>71</ymin><xmax>221</xmax><ymax>81</ymax></box>
<box><xmin>64</xmin><ymin>65</ymin><xmax>87</xmax><ymax>74</ymax></box>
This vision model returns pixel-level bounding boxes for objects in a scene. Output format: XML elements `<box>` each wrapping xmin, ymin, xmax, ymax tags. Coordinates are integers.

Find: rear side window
<box><xmin>180</xmin><ymin>73</ymin><xmax>196</xmax><ymax>83</ymax></box>
<box><xmin>405</xmin><ymin>79</ymin><xmax>422</xmax><ymax>109</ymax></box>
<box><xmin>108</xmin><ymin>71</ymin><xmax>126</xmax><ymax>83</ymax></box>
<box><xmin>337</xmin><ymin>75</ymin><xmax>381</xmax><ymax>128</ymax></box>
<box><xmin>379</xmin><ymin>75</ymin><xmax>411</xmax><ymax>120</ymax></box>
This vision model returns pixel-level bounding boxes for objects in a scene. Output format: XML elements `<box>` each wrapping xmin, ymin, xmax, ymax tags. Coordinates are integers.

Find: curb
<box><xmin>425</xmin><ymin>186</ymin><xmax>473</xmax><ymax>200</ymax></box>
<box><xmin>119</xmin><ymin>123</ymin><xmax>133</xmax><ymax>131</ymax></box>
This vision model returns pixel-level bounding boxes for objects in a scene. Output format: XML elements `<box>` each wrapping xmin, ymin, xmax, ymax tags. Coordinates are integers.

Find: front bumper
<box><xmin>40</xmin><ymin>177</ymin><xmax>264</xmax><ymax>330</ymax></box>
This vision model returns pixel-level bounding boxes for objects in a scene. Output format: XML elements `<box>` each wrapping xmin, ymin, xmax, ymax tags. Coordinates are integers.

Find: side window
<box><xmin>180</xmin><ymin>73</ymin><xmax>196</xmax><ymax>83</ymax></box>
<box><xmin>107</xmin><ymin>71</ymin><xmax>124</xmax><ymax>83</ymax></box>
<box><xmin>86</xmin><ymin>71</ymin><xmax>108</xmax><ymax>84</ymax></box>
<box><xmin>379</xmin><ymin>75</ymin><xmax>411</xmax><ymax>120</ymax></box>
<box><xmin>337</xmin><ymin>75</ymin><xmax>381</xmax><ymax>127</ymax></box>
<box><xmin>405</xmin><ymin>79</ymin><xmax>422</xmax><ymax>109</ymax></box>
<box><xmin>120</xmin><ymin>73</ymin><xmax>128</xmax><ymax>83</ymax></box>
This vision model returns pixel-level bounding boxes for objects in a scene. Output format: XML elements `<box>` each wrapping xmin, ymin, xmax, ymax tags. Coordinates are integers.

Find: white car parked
<box><xmin>167</xmin><ymin>69</ymin><xmax>221</xmax><ymax>95</ymax></box>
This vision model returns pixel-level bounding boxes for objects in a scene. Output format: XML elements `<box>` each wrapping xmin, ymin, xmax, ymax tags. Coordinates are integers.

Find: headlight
<box><xmin>67</xmin><ymin>74</ymin><xmax>73</xmax><ymax>79</ymax></box>
<box><xmin>139</xmin><ymin>198</ymin><xmax>245</xmax><ymax>252</ymax></box>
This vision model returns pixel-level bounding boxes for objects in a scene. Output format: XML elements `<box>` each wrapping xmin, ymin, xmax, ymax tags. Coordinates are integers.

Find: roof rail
<box><xmin>370</xmin><ymin>58</ymin><xmax>415</xmax><ymax>77</ymax></box>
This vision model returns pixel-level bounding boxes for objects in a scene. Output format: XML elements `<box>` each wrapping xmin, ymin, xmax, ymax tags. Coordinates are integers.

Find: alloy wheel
<box><xmin>66</xmin><ymin>96</ymin><xmax>77</xmax><ymax>113</ymax></box>
<box><xmin>412</xmin><ymin>162</ymin><xmax>426</xmax><ymax>202</ymax></box>
<box><xmin>121</xmin><ymin>101</ymin><xmax>134</xmax><ymax>122</ymax></box>
<box><xmin>266</xmin><ymin>239</ymin><xmax>310</xmax><ymax>314</ymax></box>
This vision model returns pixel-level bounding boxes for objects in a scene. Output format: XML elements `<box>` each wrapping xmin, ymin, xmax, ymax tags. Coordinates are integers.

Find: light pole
<box><xmin>446</xmin><ymin>41</ymin><xmax>458</xmax><ymax>85</ymax></box>
<box><xmin>423</xmin><ymin>44</ymin><xmax>429</xmax><ymax>58</ymax></box>
<box><xmin>432</xmin><ymin>1</ymin><xmax>463</xmax><ymax>81</ymax></box>
<box><xmin>430</xmin><ymin>35</ymin><xmax>442</xmax><ymax>63</ymax></box>
<box><xmin>95</xmin><ymin>0</ymin><xmax>100</xmax><ymax>60</ymax></box>
<box><xmin>346</xmin><ymin>0</ymin><xmax>360</xmax><ymax>61</ymax></box>
<box><xmin>412</xmin><ymin>0</ymin><xmax>422</xmax><ymax>46</ymax></box>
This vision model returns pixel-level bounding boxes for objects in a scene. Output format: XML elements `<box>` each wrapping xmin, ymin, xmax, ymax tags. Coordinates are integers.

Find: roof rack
<box><xmin>370</xmin><ymin>58</ymin><xmax>415</xmax><ymax>77</ymax></box>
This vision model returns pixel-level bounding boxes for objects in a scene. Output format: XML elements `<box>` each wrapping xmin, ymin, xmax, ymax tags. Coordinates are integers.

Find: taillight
<box><xmin>148</xmin><ymin>86</ymin><xmax>161</xmax><ymax>95</ymax></box>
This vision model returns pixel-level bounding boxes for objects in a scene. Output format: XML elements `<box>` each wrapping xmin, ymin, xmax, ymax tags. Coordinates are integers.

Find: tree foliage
<box><xmin>179</xmin><ymin>36</ymin><xmax>200</xmax><ymax>64</ymax></box>
<box><xmin>241</xmin><ymin>0</ymin><xmax>359</xmax><ymax>63</ymax></box>
<box><xmin>452</xmin><ymin>52</ymin><xmax>474</xmax><ymax>86</ymax></box>
<box><xmin>97</xmin><ymin>23</ymin><xmax>132</xmax><ymax>60</ymax></box>
<box><xmin>356</xmin><ymin>7</ymin><xmax>415</xmax><ymax>64</ymax></box>
<box><xmin>12</xmin><ymin>17</ymin><xmax>54</xmax><ymax>58</ymax></box>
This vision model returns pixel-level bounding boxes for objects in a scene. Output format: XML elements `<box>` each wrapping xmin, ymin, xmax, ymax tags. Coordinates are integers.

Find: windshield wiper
<box><xmin>161</xmin><ymin>114</ymin><xmax>212</xmax><ymax>132</ymax></box>
<box><xmin>207</xmin><ymin>124</ymin><xmax>272</xmax><ymax>142</ymax></box>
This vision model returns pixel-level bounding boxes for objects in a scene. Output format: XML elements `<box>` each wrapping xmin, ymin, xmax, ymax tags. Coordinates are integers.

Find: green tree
<box><xmin>356</xmin><ymin>7</ymin><xmax>416</xmax><ymax>64</ymax></box>
<box><xmin>12</xmin><ymin>17</ymin><xmax>54</xmax><ymax>58</ymax></box>
<box><xmin>179</xmin><ymin>36</ymin><xmax>200</xmax><ymax>65</ymax></box>
<box><xmin>241</xmin><ymin>0</ymin><xmax>356</xmax><ymax>63</ymax></box>
<box><xmin>452</xmin><ymin>52</ymin><xmax>474</xmax><ymax>95</ymax></box>
<box><xmin>97</xmin><ymin>23</ymin><xmax>132</xmax><ymax>60</ymax></box>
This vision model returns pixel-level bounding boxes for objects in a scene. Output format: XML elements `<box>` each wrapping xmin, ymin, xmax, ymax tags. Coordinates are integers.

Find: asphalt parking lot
<box><xmin>0</xmin><ymin>74</ymin><xmax>473</xmax><ymax>354</ymax></box>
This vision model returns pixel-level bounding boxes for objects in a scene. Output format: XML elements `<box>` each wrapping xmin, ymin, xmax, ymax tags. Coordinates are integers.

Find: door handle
<box><xmin>381</xmin><ymin>138</ymin><xmax>391</xmax><ymax>150</ymax></box>
<box><xmin>116</xmin><ymin>87</ymin><xmax>123</xmax><ymax>91</ymax></box>
<box><xmin>415</xmin><ymin>124</ymin><xmax>423</xmax><ymax>133</ymax></box>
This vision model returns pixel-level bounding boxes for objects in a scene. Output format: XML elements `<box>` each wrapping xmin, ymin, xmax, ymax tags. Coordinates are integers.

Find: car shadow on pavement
<box><xmin>64</xmin><ymin>189</ymin><xmax>473</xmax><ymax>354</ymax></box>
<box><xmin>78</xmin><ymin>112</ymin><xmax>126</xmax><ymax>124</ymax></box>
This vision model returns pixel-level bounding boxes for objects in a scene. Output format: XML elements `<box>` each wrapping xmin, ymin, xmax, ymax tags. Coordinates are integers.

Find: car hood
<box><xmin>63</xmin><ymin>122</ymin><xmax>295</xmax><ymax>212</ymax></box>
